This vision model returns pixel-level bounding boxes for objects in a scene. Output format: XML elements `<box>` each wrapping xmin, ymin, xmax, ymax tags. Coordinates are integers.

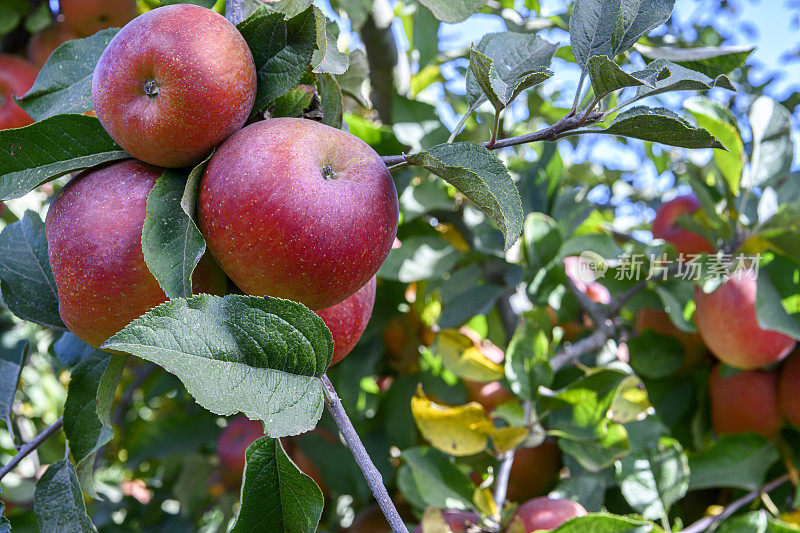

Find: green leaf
<box><xmin>18</xmin><ymin>29</ymin><xmax>118</xmax><ymax>121</ymax></box>
<box><xmin>142</xmin><ymin>170</ymin><xmax>206</xmax><ymax>299</ymax></box>
<box><xmin>259</xmin><ymin>0</ymin><xmax>314</xmax><ymax>19</ymax></box>
<box><xmin>587</xmin><ymin>55</ymin><xmax>669</xmax><ymax>96</ymax></box>
<box><xmin>0</xmin><ymin>114</ymin><xmax>128</xmax><ymax>201</ymax></box>
<box><xmin>336</xmin><ymin>49</ymin><xmax>370</xmax><ymax>107</ymax></box>
<box><xmin>417</xmin><ymin>0</ymin><xmax>487</xmax><ymax>23</ymax></box>
<box><xmin>688</xmin><ymin>434</ymin><xmax>779</xmax><ymax>491</ymax></box>
<box><xmin>316</xmin><ymin>73</ymin><xmax>343</xmax><ymax>128</ymax></box>
<box><xmin>34</xmin><ymin>460</ymin><xmax>96</xmax><ymax>532</ymax></box>
<box><xmin>551</xmin><ymin>513</ymin><xmax>663</xmax><ymax>532</ymax></box>
<box><xmin>0</xmin><ymin>210</ymin><xmax>66</xmax><ymax>329</ymax></box>
<box><xmin>749</xmin><ymin>96</ymin><xmax>793</xmax><ymax>187</ymax></box>
<box><xmin>378</xmin><ymin>235</ymin><xmax>460</xmax><ymax>283</ymax></box>
<box><xmin>569</xmin><ymin>0</ymin><xmax>675</xmax><ymax>70</ymax></box>
<box><xmin>634</xmin><ymin>61</ymin><xmax>735</xmax><ymax>100</ymax></box>
<box><xmin>401</xmin><ymin>447</ymin><xmax>475</xmax><ymax>511</ymax></box>
<box><xmin>755</xmin><ymin>271</ymin><xmax>800</xmax><ymax>341</ymax></box>
<box><xmin>616</xmin><ymin>437</ymin><xmax>689</xmax><ymax>520</ymax></box>
<box><xmin>591</xmin><ymin>106</ymin><xmax>725</xmax><ymax>149</ymax></box>
<box><xmin>505</xmin><ymin>311</ymin><xmax>553</xmax><ymax>400</ymax></box>
<box><xmin>627</xmin><ymin>331</ymin><xmax>684</xmax><ymax>379</ymax></box>
<box><xmin>53</xmin><ymin>333</ymin><xmax>96</xmax><ymax>368</ymax></box>
<box><xmin>716</xmin><ymin>510</ymin><xmax>795</xmax><ymax>533</ymax></box>
<box><xmin>413</xmin><ymin>5</ymin><xmax>440</xmax><ymax>69</ymax></box>
<box><xmin>238</xmin><ymin>6</ymin><xmax>316</xmax><ymax>118</ymax></box>
<box><xmin>311</xmin><ymin>6</ymin><xmax>348</xmax><ymax>74</ymax></box>
<box><xmin>636</xmin><ymin>43</ymin><xmax>754</xmax><ymax>78</ymax></box>
<box><xmin>406</xmin><ymin>142</ymin><xmax>524</xmax><ymax>250</ymax></box>
<box><xmin>102</xmin><ymin>294</ymin><xmax>333</xmax><ymax>437</ymax></box>
<box><xmin>684</xmin><ymin>97</ymin><xmax>743</xmax><ymax>195</ymax></box>
<box><xmin>271</xmin><ymin>85</ymin><xmax>315</xmax><ymax>119</ymax></box>
<box><xmin>466</xmin><ymin>31</ymin><xmax>558</xmax><ymax>108</ymax></box>
<box><xmin>63</xmin><ymin>349</ymin><xmax>125</xmax><ymax>496</ymax></box>
<box><xmin>231</xmin><ymin>437</ymin><xmax>323</xmax><ymax>533</ymax></box>
<box><xmin>0</xmin><ymin>342</ymin><xmax>26</xmax><ymax>436</ymax></box>
<box><xmin>0</xmin><ymin>0</ymin><xmax>27</xmax><ymax>37</ymax></box>
<box><xmin>758</xmin><ymin>203</ymin><xmax>800</xmax><ymax>263</ymax></box>
<box><xmin>522</xmin><ymin>213</ymin><xmax>562</xmax><ymax>272</ymax></box>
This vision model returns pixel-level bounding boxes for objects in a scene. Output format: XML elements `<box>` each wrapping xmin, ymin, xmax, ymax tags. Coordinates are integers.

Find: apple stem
<box><xmin>320</xmin><ymin>374</ymin><xmax>410</xmax><ymax>533</ymax></box>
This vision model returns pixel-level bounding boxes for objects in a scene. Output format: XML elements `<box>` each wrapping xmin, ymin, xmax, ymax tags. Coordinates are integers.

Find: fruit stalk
<box><xmin>320</xmin><ymin>375</ymin><xmax>409</xmax><ymax>533</ymax></box>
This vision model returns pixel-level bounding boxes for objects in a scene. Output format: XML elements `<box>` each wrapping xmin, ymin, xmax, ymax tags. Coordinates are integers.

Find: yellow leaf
<box><xmin>411</xmin><ymin>388</ymin><xmax>494</xmax><ymax>456</ymax></box>
<box><xmin>436</xmin><ymin>222</ymin><xmax>471</xmax><ymax>253</ymax></box>
<box><xmin>506</xmin><ymin>516</ymin><xmax>526</xmax><ymax>533</ymax></box>
<box><xmin>433</xmin><ymin>330</ymin><xmax>505</xmax><ymax>382</ymax></box>
<box><xmin>418</xmin><ymin>507</ymin><xmax>451</xmax><ymax>533</ymax></box>
<box><xmin>491</xmin><ymin>426</ymin><xmax>530</xmax><ymax>453</ymax></box>
<box><xmin>472</xmin><ymin>486</ymin><xmax>498</xmax><ymax>518</ymax></box>
<box><xmin>781</xmin><ymin>509</ymin><xmax>800</xmax><ymax>526</ymax></box>
<box><xmin>740</xmin><ymin>234</ymin><xmax>771</xmax><ymax>255</ymax></box>
<box><xmin>607</xmin><ymin>375</ymin><xmax>651</xmax><ymax>423</ymax></box>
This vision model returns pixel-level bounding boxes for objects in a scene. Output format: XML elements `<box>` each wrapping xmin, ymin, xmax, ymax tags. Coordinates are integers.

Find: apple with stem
<box><xmin>709</xmin><ymin>364</ymin><xmax>781</xmax><ymax>439</ymax></box>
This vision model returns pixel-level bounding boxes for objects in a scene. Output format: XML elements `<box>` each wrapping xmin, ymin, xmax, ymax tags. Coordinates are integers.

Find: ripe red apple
<box><xmin>652</xmin><ymin>195</ymin><xmax>715</xmax><ymax>256</ymax></box>
<box><xmin>778</xmin><ymin>349</ymin><xmax>800</xmax><ymax>427</ymax></box>
<box><xmin>694</xmin><ymin>272</ymin><xmax>795</xmax><ymax>369</ymax></box>
<box><xmin>413</xmin><ymin>510</ymin><xmax>480</xmax><ymax>533</ymax></box>
<box><xmin>511</xmin><ymin>497</ymin><xmax>587</xmax><ymax>531</ymax></box>
<box><xmin>92</xmin><ymin>4</ymin><xmax>256</xmax><ymax>168</ymax></box>
<box><xmin>315</xmin><ymin>277</ymin><xmax>376</xmax><ymax>365</ymax></box>
<box><xmin>27</xmin><ymin>23</ymin><xmax>77</xmax><ymax>69</ymax></box>
<box><xmin>709</xmin><ymin>364</ymin><xmax>781</xmax><ymax>439</ymax></box>
<box><xmin>0</xmin><ymin>55</ymin><xmax>36</xmax><ymax>130</ymax></box>
<box><xmin>217</xmin><ymin>416</ymin><xmax>264</xmax><ymax>475</ymax></box>
<box><xmin>635</xmin><ymin>308</ymin><xmax>706</xmax><ymax>371</ymax></box>
<box><xmin>59</xmin><ymin>0</ymin><xmax>137</xmax><ymax>37</ymax></box>
<box><xmin>506</xmin><ymin>439</ymin><xmax>562</xmax><ymax>503</ymax></box>
<box><xmin>198</xmin><ymin>118</ymin><xmax>399</xmax><ymax>310</ymax></box>
<box><xmin>45</xmin><ymin>160</ymin><xmax>227</xmax><ymax>348</ymax></box>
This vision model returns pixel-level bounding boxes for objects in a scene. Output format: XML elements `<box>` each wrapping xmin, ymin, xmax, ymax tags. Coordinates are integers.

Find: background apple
<box><xmin>59</xmin><ymin>0</ymin><xmax>137</xmax><ymax>37</ymax></box>
<box><xmin>778</xmin><ymin>348</ymin><xmax>800</xmax><ymax>427</ymax></box>
<box><xmin>652</xmin><ymin>195</ymin><xmax>714</xmax><ymax>255</ymax></box>
<box><xmin>316</xmin><ymin>276</ymin><xmax>376</xmax><ymax>365</ymax></box>
<box><xmin>45</xmin><ymin>160</ymin><xmax>227</xmax><ymax>348</ymax></box>
<box><xmin>27</xmin><ymin>23</ymin><xmax>76</xmax><ymax>68</ymax></box>
<box><xmin>0</xmin><ymin>54</ymin><xmax>36</xmax><ymax>130</ymax></box>
<box><xmin>511</xmin><ymin>497</ymin><xmax>587</xmax><ymax>531</ymax></box>
<box><xmin>217</xmin><ymin>416</ymin><xmax>264</xmax><ymax>475</ymax></box>
<box><xmin>92</xmin><ymin>4</ymin><xmax>256</xmax><ymax>168</ymax></box>
<box><xmin>694</xmin><ymin>272</ymin><xmax>795</xmax><ymax>369</ymax></box>
<box><xmin>709</xmin><ymin>365</ymin><xmax>781</xmax><ymax>439</ymax></box>
<box><xmin>198</xmin><ymin>118</ymin><xmax>399</xmax><ymax>310</ymax></box>
<box><xmin>506</xmin><ymin>439</ymin><xmax>562</xmax><ymax>503</ymax></box>
<box><xmin>636</xmin><ymin>308</ymin><xmax>706</xmax><ymax>371</ymax></box>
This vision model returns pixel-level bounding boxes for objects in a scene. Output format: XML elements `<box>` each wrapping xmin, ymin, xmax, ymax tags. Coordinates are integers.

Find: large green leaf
<box><xmin>63</xmin><ymin>349</ymin><xmax>125</xmax><ymax>496</ymax></box>
<box><xmin>18</xmin><ymin>29</ymin><xmax>118</xmax><ymax>121</ymax></box>
<box><xmin>238</xmin><ymin>6</ymin><xmax>316</xmax><ymax>118</ymax></box>
<box><xmin>378</xmin><ymin>235</ymin><xmax>461</xmax><ymax>283</ymax></box>
<box><xmin>401</xmin><ymin>447</ymin><xmax>475</xmax><ymax>511</ymax></box>
<box><xmin>417</xmin><ymin>0</ymin><xmax>487</xmax><ymax>23</ymax></box>
<box><xmin>142</xmin><ymin>170</ymin><xmax>206</xmax><ymax>299</ymax></box>
<box><xmin>231</xmin><ymin>437</ymin><xmax>324</xmax><ymax>533</ymax></box>
<box><xmin>755</xmin><ymin>270</ymin><xmax>800</xmax><ymax>341</ymax></box>
<box><xmin>505</xmin><ymin>311</ymin><xmax>553</xmax><ymax>400</ymax></box>
<box><xmin>636</xmin><ymin>43</ymin><xmax>754</xmax><ymax>78</ymax></box>
<box><xmin>0</xmin><ymin>210</ymin><xmax>65</xmax><ymax>329</ymax></box>
<box><xmin>684</xmin><ymin>97</ymin><xmax>743</xmax><ymax>195</ymax></box>
<box><xmin>0</xmin><ymin>114</ymin><xmax>128</xmax><ymax>201</ymax></box>
<box><xmin>311</xmin><ymin>6</ymin><xmax>348</xmax><ymax>74</ymax></box>
<box><xmin>405</xmin><ymin>142</ymin><xmax>524</xmax><ymax>250</ymax></box>
<box><xmin>551</xmin><ymin>513</ymin><xmax>663</xmax><ymax>532</ymax></box>
<box><xmin>749</xmin><ymin>96</ymin><xmax>793</xmax><ymax>187</ymax></box>
<box><xmin>587</xmin><ymin>55</ymin><xmax>669</xmax><ymax>96</ymax></box>
<box><xmin>569</xmin><ymin>0</ymin><xmax>675</xmax><ymax>70</ymax></box>
<box><xmin>33</xmin><ymin>460</ymin><xmax>96</xmax><ymax>532</ymax></box>
<box><xmin>53</xmin><ymin>333</ymin><xmax>96</xmax><ymax>368</ymax></box>
<box><xmin>102</xmin><ymin>295</ymin><xmax>333</xmax><ymax>437</ymax></box>
<box><xmin>688</xmin><ymin>434</ymin><xmax>779</xmax><ymax>491</ymax></box>
<box><xmin>590</xmin><ymin>107</ymin><xmax>725</xmax><ymax>149</ymax></box>
<box><xmin>466</xmin><ymin>31</ymin><xmax>558</xmax><ymax>108</ymax></box>
<box><xmin>0</xmin><ymin>342</ymin><xmax>26</xmax><ymax>438</ymax></box>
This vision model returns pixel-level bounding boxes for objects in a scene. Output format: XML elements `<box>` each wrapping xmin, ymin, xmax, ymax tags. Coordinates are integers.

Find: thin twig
<box><xmin>320</xmin><ymin>375</ymin><xmax>409</xmax><ymax>533</ymax></box>
<box><xmin>225</xmin><ymin>0</ymin><xmax>245</xmax><ymax>25</ymax></box>
<box><xmin>551</xmin><ymin>318</ymin><xmax>618</xmax><ymax>372</ymax></box>
<box><xmin>679</xmin><ymin>474</ymin><xmax>790</xmax><ymax>533</ymax></box>
<box><xmin>0</xmin><ymin>417</ymin><xmax>63</xmax><ymax>481</ymax></box>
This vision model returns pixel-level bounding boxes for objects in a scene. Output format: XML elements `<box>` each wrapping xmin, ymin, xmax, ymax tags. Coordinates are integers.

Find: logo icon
<box><xmin>577</xmin><ymin>251</ymin><xmax>608</xmax><ymax>282</ymax></box>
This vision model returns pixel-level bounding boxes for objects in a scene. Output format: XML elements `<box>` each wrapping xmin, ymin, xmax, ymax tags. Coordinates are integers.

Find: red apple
<box><xmin>464</xmin><ymin>380</ymin><xmax>514</xmax><ymax>412</ymax></box>
<box><xmin>198</xmin><ymin>118</ymin><xmax>399</xmax><ymax>310</ymax></box>
<box><xmin>316</xmin><ymin>277</ymin><xmax>376</xmax><ymax>365</ymax></box>
<box><xmin>635</xmin><ymin>308</ymin><xmax>706</xmax><ymax>371</ymax></box>
<box><xmin>45</xmin><ymin>160</ymin><xmax>227</xmax><ymax>348</ymax></box>
<box><xmin>709</xmin><ymin>364</ymin><xmax>781</xmax><ymax>439</ymax></box>
<box><xmin>217</xmin><ymin>416</ymin><xmax>264</xmax><ymax>475</ymax></box>
<box><xmin>694</xmin><ymin>271</ymin><xmax>795</xmax><ymax>369</ymax></box>
<box><xmin>413</xmin><ymin>510</ymin><xmax>480</xmax><ymax>533</ymax></box>
<box><xmin>506</xmin><ymin>440</ymin><xmax>562</xmax><ymax>503</ymax></box>
<box><xmin>59</xmin><ymin>0</ymin><xmax>137</xmax><ymax>37</ymax></box>
<box><xmin>511</xmin><ymin>497</ymin><xmax>587</xmax><ymax>531</ymax></box>
<box><xmin>27</xmin><ymin>23</ymin><xmax>77</xmax><ymax>69</ymax></box>
<box><xmin>92</xmin><ymin>4</ymin><xmax>256</xmax><ymax>168</ymax></box>
<box><xmin>652</xmin><ymin>195</ymin><xmax>714</xmax><ymax>256</ymax></box>
<box><xmin>0</xmin><ymin>55</ymin><xmax>36</xmax><ymax>130</ymax></box>
<box><xmin>778</xmin><ymin>348</ymin><xmax>800</xmax><ymax>427</ymax></box>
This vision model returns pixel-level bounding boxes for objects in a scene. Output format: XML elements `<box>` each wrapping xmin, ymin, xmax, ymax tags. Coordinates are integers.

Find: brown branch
<box><xmin>0</xmin><ymin>417</ymin><xmax>63</xmax><ymax>481</ymax></box>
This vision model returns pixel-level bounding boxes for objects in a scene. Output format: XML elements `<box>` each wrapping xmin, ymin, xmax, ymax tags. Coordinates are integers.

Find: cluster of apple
<box><xmin>32</xmin><ymin>4</ymin><xmax>398</xmax><ymax>366</ymax></box>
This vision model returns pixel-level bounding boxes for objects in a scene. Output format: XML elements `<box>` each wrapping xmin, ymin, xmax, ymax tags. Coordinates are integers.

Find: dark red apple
<box><xmin>0</xmin><ymin>55</ymin><xmax>36</xmax><ymax>130</ymax></box>
<box><xmin>694</xmin><ymin>271</ymin><xmax>795</xmax><ymax>369</ymax></box>
<box><xmin>27</xmin><ymin>23</ymin><xmax>77</xmax><ymax>69</ymax></box>
<box><xmin>45</xmin><ymin>160</ymin><xmax>227</xmax><ymax>348</ymax></box>
<box><xmin>92</xmin><ymin>4</ymin><xmax>256</xmax><ymax>167</ymax></box>
<box><xmin>198</xmin><ymin>118</ymin><xmax>399</xmax><ymax>310</ymax></box>
<box><xmin>709</xmin><ymin>364</ymin><xmax>782</xmax><ymax>439</ymax></box>
<box><xmin>59</xmin><ymin>0</ymin><xmax>137</xmax><ymax>37</ymax></box>
<box><xmin>652</xmin><ymin>195</ymin><xmax>714</xmax><ymax>256</ymax></box>
<box><xmin>506</xmin><ymin>439</ymin><xmax>562</xmax><ymax>503</ymax></box>
<box><xmin>511</xmin><ymin>497</ymin><xmax>587</xmax><ymax>531</ymax></box>
<box><xmin>779</xmin><ymin>348</ymin><xmax>800</xmax><ymax>427</ymax></box>
<box><xmin>316</xmin><ymin>277</ymin><xmax>376</xmax><ymax>365</ymax></box>
<box><xmin>217</xmin><ymin>416</ymin><xmax>264</xmax><ymax>475</ymax></box>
